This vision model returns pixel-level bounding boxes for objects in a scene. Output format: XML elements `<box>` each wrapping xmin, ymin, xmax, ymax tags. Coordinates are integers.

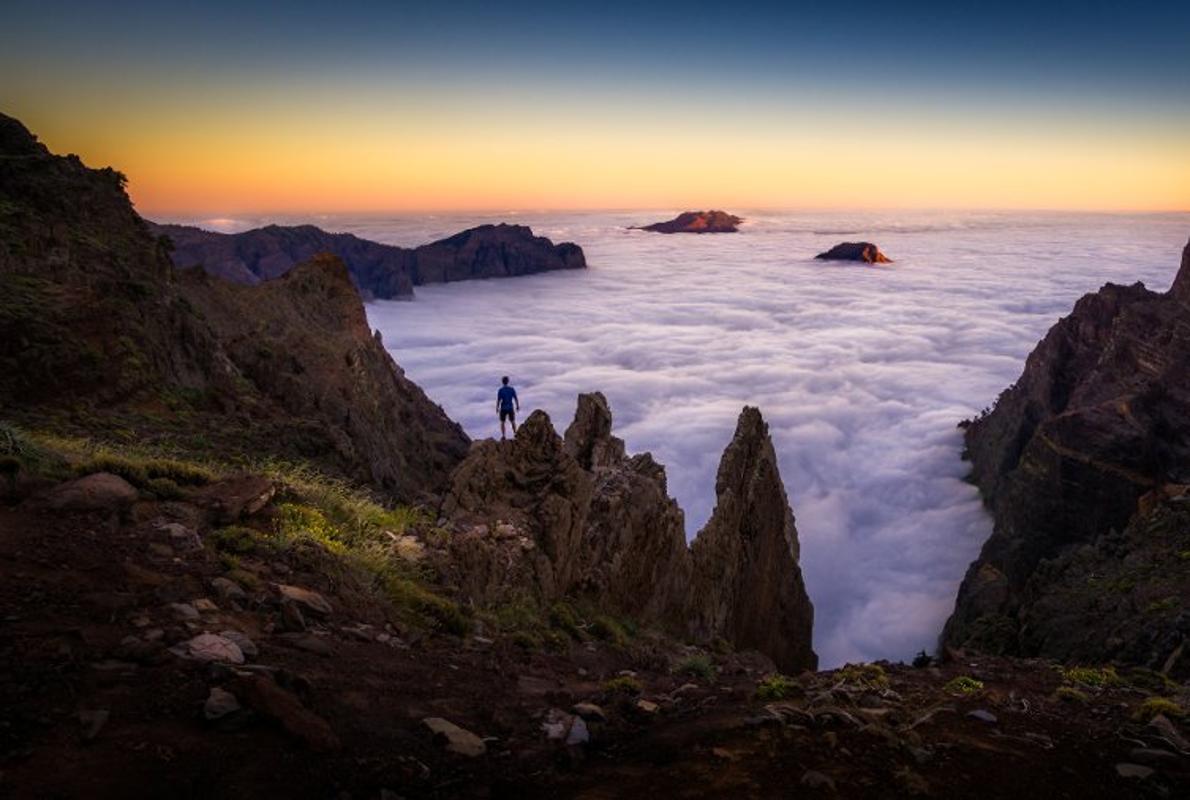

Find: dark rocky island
<box><xmin>635</xmin><ymin>209</ymin><xmax>742</xmax><ymax>233</ymax></box>
<box><xmin>944</xmin><ymin>239</ymin><xmax>1190</xmax><ymax>679</ymax></box>
<box><xmin>150</xmin><ymin>221</ymin><xmax>586</xmax><ymax>300</ymax></box>
<box><xmin>815</xmin><ymin>241</ymin><xmax>893</xmax><ymax>263</ymax></box>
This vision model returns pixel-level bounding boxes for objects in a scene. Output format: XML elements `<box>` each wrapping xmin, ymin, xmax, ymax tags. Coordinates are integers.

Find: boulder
<box><xmin>814</xmin><ymin>242</ymin><xmax>892</xmax><ymax>263</ymax></box>
<box><xmin>233</xmin><ymin>675</ymin><xmax>340</xmax><ymax>752</ymax></box>
<box><xmin>41</xmin><ymin>473</ymin><xmax>138</xmax><ymax>513</ymax></box>
<box><xmin>276</xmin><ymin>584</ymin><xmax>332</xmax><ymax>616</ymax></box>
<box><xmin>635</xmin><ymin>210</ymin><xmax>741</xmax><ymax>234</ymax></box>
<box><xmin>171</xmin><ymin>633</ymin><xmax>245</xmax><ymax>664</ymax></box>
<box><xmin>422</xmin><ymin>717</ymin><xmax>486</xmax><ymax>757</ymax></box>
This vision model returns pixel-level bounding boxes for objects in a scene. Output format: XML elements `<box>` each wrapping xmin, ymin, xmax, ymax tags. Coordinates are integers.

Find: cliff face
<box><xmin>437</xmin><ymin>394</ymin><xmax>815</xmax><ymax>672</ymax></box>
<box><xmin>0</xmin><ymin>112</ymin><xmax>467</xmax><ymax>498</ymax></box>
<box><xmin>178</xmin><ymin>257</ymin><xmax>469</xmax><ymax>499</ymax></box>
<box><xmin>152</xmin><ymin>221</ymin><xmax>586</xmax><ymax>299</ymax></box>
<box><xmin>944</xmin><ymin>239</ymin><xmax>1190</xmax><ymax>672</ymax></box>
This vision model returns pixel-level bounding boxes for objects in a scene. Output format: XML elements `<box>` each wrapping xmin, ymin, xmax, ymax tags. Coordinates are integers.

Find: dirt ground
<box><xmin>1</xmin><ymin>490</ymin><xmax>1187</xmax><ymax>799</ymax></box>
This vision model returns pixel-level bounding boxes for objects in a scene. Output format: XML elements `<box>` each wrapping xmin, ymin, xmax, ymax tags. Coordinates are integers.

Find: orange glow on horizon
<box><xmin>15</xmin><ymin>103</ymin><xmax>1190</xmax><ymax>217</ymax></box>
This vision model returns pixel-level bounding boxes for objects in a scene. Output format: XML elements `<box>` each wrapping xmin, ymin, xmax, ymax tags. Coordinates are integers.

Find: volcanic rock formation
<box><xmin>943</xmin><ymin>238</ymin><xmax>1190</xmax><ymax>674</ymax></box>
<box><xmin>0</xmin><ymin>112</ymin><xmax>467</xmax><ymax>499</ymax></box>
<box><xmin>636</xmin><ymin>210</ymin><xmax>742</xmax><ymax>233</ymax></box>
<box><xmin>437</xmin><ymin>393</ymin><xmax>816</xmax><ymax>671</ymax></box>
<box><xmin>151</xmin><ymin>221</ymin><xmax>586</xmax><ymax>299</ymax></box>
<box><xmin>815</xmin><ymin>241</ymin><xmax>892</xmax><ymax>263</ymax></box>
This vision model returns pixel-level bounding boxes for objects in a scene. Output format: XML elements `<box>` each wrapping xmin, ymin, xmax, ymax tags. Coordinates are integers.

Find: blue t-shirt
<box><xmin>497</xmin><ymin>385</ymin><xmax>518</xmax><ymax>411</ymax></box>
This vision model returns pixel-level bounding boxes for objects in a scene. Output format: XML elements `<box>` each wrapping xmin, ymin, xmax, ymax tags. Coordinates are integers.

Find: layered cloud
<box><xmin>367</xmin><ymin>209</ymin><xmax>1188</xmax><ymax>667</ymax></box>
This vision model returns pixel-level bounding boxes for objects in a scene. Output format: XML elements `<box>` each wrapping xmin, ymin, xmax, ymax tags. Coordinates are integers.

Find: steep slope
<box><xmin>0</xmin><ymin>112</ymin><xmax>467</xmax><ymax>498</ymax></box>
<box><xmin>436</xmin><ymin>394</ymin><xmax>815</xmax><ymax>671</ymax></box>
<box><xmin>943</xmin><ymin>239</ymin><xmax>1190</xmax><ymax>671</ymax></box>
<box><xmin>152</xmin><ymin>220</ymin><xmax>586</xmax><ymax>299</ymax></box>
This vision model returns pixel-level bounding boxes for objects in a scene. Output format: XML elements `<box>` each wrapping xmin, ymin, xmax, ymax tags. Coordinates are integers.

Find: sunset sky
<box><xmin>3</xmin><ymin>0</ymin><xmax>1189</xmax><ymax>214</ymax></box>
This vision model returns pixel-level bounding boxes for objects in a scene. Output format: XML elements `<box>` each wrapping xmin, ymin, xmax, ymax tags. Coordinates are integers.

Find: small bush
<box><xmin>604</xmin><ymin>675</ymin><xmax>643</xmax><ymax>695</ymax></box>
<box><xmin>511</xmin><ymin>631</ymin><xmax>542</xmax><ymax>650</ymax></box>
<box><xmin>1061</xmin><ymin>666</ymin><xmax>1121</xmax><ymax>689</ymax></box>
<box><xmin>384</xmin><ymin>576</ymin><xmax>471</xmax><ymax>637</ymax></box>
<box><xmin>673</xmin><ymin>654</ymin><xmax>717</xmax><ymax>681</ymax></box>
<box><xmin>210</xmin><ymin>525</ymin><xmax>264</xmax><ymax>555</ymax></box>
<box><xmin>1054</xmin><ymin>686</ymin><xmax>1089</xmax><ymax>704</ymax></box>
<box><xmin>912</xmin><ymin>650</ymin><xmax>933</xmax><ymax>669</ymax></box>
<box><xmin>943</xmin><ymin>676</ymin><xmax>985</xmax><ymax>695</ymax></box>
<box><xmin>550</xmin><ymin>602</ymin><xmax>586</xmax><ymax>640</ymax></box>
<box><xmin>1145</xmin><ymin>596</ymin><xmax>1179</xmax><ymax>614</ymax></box>
<box><xmin>1123</xmin><ymin>667</ymin><xmax>1178</xmax><ymax>694</ymax></box>
<box><xmin>590</xmin><ymin>615</ymin><xmax>630</xmax><ymax>647</ymax></box>
<box><xmin>755</xmin><ymin>673</ymin><xmax>798</xmax><ymax>701</ymax></box>
<box><xmin>144</xmin><ymin>477</ymin><xmax>183</xmax><ymax>499</ymax></box>
<box><xmin>1132</xmin><ymin>697</ymin><xmax>1185</xmax><ymax>723</ymax></box>
<box><xmin>837</xmin><ymin>663</ymin><xmax>889</xmax><ymax>689</ymax></box>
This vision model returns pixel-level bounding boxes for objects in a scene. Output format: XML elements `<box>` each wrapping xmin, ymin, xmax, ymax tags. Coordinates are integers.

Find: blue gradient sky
<box><xmin>3</xmin><ymin>1</ymin><xmax>1188</xmax><ymax>212</ymax></box>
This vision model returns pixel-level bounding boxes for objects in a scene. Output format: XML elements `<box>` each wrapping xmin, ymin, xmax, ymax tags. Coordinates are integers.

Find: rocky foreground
<box><xmin>152</xmin><ymin>221</ymin><xmax>587</xmax><ymax>299</ymax></box>
<box><xmin>2</xmin><ymin>463</ymin><xmax>1188</xmax><ymax>799</ymax></box>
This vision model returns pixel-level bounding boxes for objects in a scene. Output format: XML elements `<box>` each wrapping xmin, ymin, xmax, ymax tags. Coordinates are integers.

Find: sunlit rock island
<box><xmin>634</xmin><ymin>209</ymin><xmax>743</xmax><ymax>233</ymax></box>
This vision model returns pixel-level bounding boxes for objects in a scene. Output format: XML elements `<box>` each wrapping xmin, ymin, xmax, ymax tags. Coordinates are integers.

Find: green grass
<box><xmin>836</xmin><ymin>663</ymin><xmax>889</xmax><ymax>690</ymax></box>
<box><xmin>1132</xmin><ymin>697</ymin><xmax>1185</xmax><ymax>723</ymax></box>
<box><xmin>604</xmin><ymin>675</ymin><xmax>643</xmax><ymax>695</ymax></box>
<box><xmin>943</xmin><ymin>676</ymin><xmax>985</xmax><ymax>695</ymax></box>
<box><xmin>1060</xmin><ymin>666</ymin><xmax>1121</xmax><ymax>689</ymax></box>
<box><xmin>673</xmin><ymin>654</ymin><xmax>717</xmax><ymax>681</ymax></box>
<box><xmin>755</xmin><ymin>673</ymin><xmax>798</xmax><ymax>701</ymax></box>
<box><xmin>1054</xmin><ymin>686</ymin><xmax>1089</xmax><ymax>704</ymax></box>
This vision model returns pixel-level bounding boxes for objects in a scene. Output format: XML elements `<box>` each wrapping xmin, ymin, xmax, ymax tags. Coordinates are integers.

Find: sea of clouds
<box><xmin>355</xmin><ymin>209</ymin><xmax>1188</xmax><ymax>668</ymax></box>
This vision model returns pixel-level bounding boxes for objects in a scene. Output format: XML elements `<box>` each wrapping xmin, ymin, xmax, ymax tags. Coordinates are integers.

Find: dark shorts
<box><xmin>500</xmin><ymin>408</ymin><xmax>515</xmax><ymax>422</ymax></box>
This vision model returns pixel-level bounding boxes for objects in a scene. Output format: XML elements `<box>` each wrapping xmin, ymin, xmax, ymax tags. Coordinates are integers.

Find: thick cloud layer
<box><xmin>360</xmin><ymin>210</ymin><xmax>1188</xmax><ymax>667</ymax></box>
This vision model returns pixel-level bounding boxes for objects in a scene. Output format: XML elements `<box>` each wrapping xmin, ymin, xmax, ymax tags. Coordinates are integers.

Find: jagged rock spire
<box><xmin>689</xmin><ymin>407</ymin><xmax>817</xmax><ymax>672</ymax></box>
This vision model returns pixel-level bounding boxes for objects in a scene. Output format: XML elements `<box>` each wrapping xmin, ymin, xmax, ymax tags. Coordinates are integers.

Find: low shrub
<box><xmin>604</xmin><ymin>675</ymin><xmax>643</xmax><ymax>695</ymax></box>
<box><xmin>1061</xmin><ymin>666</ymin><xmax>1121</xmax><ymax>689</ymax></box>
<box><xmin>755</xmin><ymin>673</ymin><xmax>798</xmax><ymax>701</ymax></box>
<box><xmin>1054</xmin><ymin>686</ymin><xmax>1089</xmax><ymax>704</ymax></box>
<box><xmin>837</xmin><ymin>663</ymin><xmax>889</xmax><ymax>689</ymax></box>
<box><xmin>943</xmin><ymin>676</ymin><xmax>984</xmax><ymax>695</ymax></box>
<box><xmin>1132</xmin><ymin>697</ymin><xmax>1185</xmax><ymax>723</ymax></box>
<box><xmin>673</xmin><ymin>654</ymin><xmax>717</xmax><ymax>681</ymax></box>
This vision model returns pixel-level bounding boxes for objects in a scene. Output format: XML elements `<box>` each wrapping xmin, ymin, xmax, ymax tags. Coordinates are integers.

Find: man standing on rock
<box><xmin>497</xmin><ymin>376</ymin><xmax>520</xmax><ymax>440</ymax></box>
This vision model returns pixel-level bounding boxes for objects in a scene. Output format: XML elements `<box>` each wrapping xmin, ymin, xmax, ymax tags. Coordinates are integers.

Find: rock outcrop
<box><xmin>436</xmin><ymin>393</ymin><xmax>815</xmax><ymax>671</ymax></box>
<box><xmin>179</xmin><ymin>255</ymin><xmax>469</xmax><ymax>499</ymax></box>
<box><xmin>151</xmin><ymin>221</ymin><xmax>586</xmax><ymax>299</ymax></box>
<box><xmin>635</xmin><ymin>210</ymin><xmax>742</xmax><ymax>234</ymax></box>
<box><xmin>689</xmin><ymin>408</ymin><xmax>818</xmax><ymax>672</ymax></box>
<box><xmin>943</xmin><ymin>237</ymin><xmax>1190</xmax><ymax>672</ymax></box>
<box><xmin>815</xmin><ymin>242</ymin><xmax>892</xmax><ymax>263</ymax></box>
<box><xmin>0</xmin><ymin>112</ymin><xmax>467</xmax><ymax>499</ymax></box>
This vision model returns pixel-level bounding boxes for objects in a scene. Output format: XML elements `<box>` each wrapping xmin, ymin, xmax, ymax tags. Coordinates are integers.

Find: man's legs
<box><xmin>509</xmin><ymin>412</ymin><xmax>517</xmax><ymax>434</ymax></box>
<box><xmin>500</xmin><ymin>412</ymin><xmax>507</xmax><ymax>440</ymax></box>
